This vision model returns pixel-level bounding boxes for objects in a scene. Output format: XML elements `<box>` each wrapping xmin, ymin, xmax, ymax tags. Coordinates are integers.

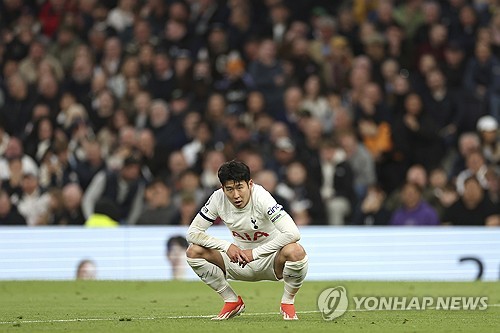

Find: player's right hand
<box><xmin>226</xmin><ymin>244</ymin><xmax>250</xmax><ymax>267</ymax></box>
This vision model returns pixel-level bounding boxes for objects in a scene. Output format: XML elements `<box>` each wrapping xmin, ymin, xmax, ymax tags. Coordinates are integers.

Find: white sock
<box><xmin>187</xmin><ymin>258</ymin><xmax>238</xmax><ymax>302</ymax></box>
<box><xmin>281</xmin><ymin>255</ymin><xmax>308</xmax><ymax>304</ymax></box>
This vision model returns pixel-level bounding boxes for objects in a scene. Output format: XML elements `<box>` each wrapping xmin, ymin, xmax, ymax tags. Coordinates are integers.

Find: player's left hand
<box><xmin>242</xmin><ymin>250</ymin><xmax>254</xmax><ymax>265</ymax></box>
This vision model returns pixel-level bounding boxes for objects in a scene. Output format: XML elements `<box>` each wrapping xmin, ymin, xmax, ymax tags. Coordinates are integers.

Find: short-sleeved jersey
<box><xmin>199</xmin><ymin>184</ymin><xmax>288</xmax><ymax>250</ymax></box>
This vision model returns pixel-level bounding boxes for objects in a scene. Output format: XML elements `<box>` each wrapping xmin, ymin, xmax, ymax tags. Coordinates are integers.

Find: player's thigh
<box><xmin>187</xmin><ymin>244</ymin><xmax>227</xmax><ymax>273</ymax></box>
<box><xmin>222</xmin><ymin>251</ymin><xmax>279</xmax><ymax>282</ymax></box>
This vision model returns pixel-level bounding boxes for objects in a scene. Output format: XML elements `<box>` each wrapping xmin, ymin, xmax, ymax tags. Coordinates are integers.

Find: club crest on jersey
<box><xmin>251</xmin><ymin>217</ymin><xmax>258</xmax><ymax>229</ymax></box>
<box><xmin>232</xmin><ymin>230</ymin><xmax>269</xmax><ymax>241</ymax></box>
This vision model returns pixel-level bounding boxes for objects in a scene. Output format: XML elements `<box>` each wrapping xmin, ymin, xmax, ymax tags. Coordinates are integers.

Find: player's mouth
<box><xmin>234</xmin><ymin>199</ymin><xmax>243</xmax><ymax>207</ymax></box>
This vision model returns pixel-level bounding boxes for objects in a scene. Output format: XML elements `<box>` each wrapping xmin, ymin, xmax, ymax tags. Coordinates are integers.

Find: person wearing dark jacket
<box><xmin>316</xmin><ymin>140</ymin><xmax>357</xmax><ymax>225</ymax></box>
<box><xmin>0</xmin><ymin>189</ymin><xmax>26</xmax><ymax>225</ymax></box>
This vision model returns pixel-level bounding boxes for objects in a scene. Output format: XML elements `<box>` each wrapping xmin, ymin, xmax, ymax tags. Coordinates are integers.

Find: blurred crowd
<box><xmin>0</xmin><ymin>0</ymin><xmax>500</xmax><ymax>227</ymax></box>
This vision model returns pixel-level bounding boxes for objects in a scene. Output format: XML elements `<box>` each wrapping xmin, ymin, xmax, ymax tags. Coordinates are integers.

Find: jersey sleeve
<box><xmin>186</xmin><ymin>190</ymin><xmax>232</xmax><ymax>252</ymax></box>
<box><xmin>252</xmin><ymin>213</ymin><xmax>300</xmax><ymax>259</ymax></box>
<box><xmin>198</xmin><ymin>191</ymin><xmax>220</xmax><ymax>223</ymax></box>
<box><xmin>257</xmin><ymin>187</ymin><xmax>288</xmax><ymax>224</ymax></box>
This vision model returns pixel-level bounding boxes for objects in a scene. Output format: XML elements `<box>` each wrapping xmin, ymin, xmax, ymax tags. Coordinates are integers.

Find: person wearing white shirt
<box><xmin>186</xmin><ymin>161</ymin><xmax>308</xmax><ymax>320</ymax></box>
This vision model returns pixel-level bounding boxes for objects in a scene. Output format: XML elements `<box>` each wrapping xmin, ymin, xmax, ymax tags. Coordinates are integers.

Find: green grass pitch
<box><xmin>0</xmin><ymin>280</ymin><xmax>498</xmax><ymax>332</ymax></box>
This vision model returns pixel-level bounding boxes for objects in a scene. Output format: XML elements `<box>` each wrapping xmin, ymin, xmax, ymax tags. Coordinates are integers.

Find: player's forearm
<box><xmin>186</xmin><ymin>215</ymin><xmax>232</xmax><ymax>252</ymax></box>
<box><xmin>252</xmin><ymin>215</ymin><xmax>300</xmax><ymax>260</ymax></box>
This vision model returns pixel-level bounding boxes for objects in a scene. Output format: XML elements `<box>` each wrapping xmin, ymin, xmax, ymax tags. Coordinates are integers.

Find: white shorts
<box><xmin>221</xmin><ymin>251</ymin><xmax>280</xmax><ymax>282</ymax></box>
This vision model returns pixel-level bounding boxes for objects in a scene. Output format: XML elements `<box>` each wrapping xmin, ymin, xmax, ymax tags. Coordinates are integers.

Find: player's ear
<box><xmin>248</xmin><ymin>179</ymin><xmax>254</xmax><ymax>188</ymax></box>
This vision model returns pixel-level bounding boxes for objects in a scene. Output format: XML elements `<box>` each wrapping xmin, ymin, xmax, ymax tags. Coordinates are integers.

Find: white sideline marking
<box><xmin>1</xmin><ymin>305</ymin><xmax>498</xmax><ymax>325</ymax></box>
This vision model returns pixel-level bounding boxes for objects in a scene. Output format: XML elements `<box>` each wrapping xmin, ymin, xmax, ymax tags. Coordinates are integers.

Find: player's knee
<box><xmin>282</xmin><ymin>243</ymin><xmax>306</xmax><ymax>262</ymax></box>
<box><xmin>186</xmin><ymin>244</ymin><xmax>207</xmax><ymax>259</ymax></box>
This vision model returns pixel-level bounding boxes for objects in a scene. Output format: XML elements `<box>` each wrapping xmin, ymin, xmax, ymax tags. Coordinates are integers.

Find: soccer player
<box><xmin>186</xmin><ymin>160</ymin><xmax>308</xmax><ymax>320</ymax></box>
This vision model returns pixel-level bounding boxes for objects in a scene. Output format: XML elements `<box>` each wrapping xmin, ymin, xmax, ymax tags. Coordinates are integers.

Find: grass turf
<box><xmin>0</xmin><ymin>280</ymin><xmax>498</xmax><ymax>332</ymax></box>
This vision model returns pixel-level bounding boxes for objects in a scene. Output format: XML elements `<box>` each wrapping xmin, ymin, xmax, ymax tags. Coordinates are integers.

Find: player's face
<box><xmin>222</xmin><ymin>180</ymin><xmax>253</xmax><ymax>209</ymax></box>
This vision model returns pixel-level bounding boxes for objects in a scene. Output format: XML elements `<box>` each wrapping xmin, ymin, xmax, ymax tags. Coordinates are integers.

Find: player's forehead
<box><xmin>222</xmin><ymin>180</ymin><xmax>248</xmax><ymax>188</ymax></box>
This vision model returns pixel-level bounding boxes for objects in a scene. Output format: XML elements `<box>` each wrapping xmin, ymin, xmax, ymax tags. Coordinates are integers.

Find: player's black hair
<box><xmin>217</xmin><ymin>160</ymin><xmax>251</xmax><ymax>186</ymax></box>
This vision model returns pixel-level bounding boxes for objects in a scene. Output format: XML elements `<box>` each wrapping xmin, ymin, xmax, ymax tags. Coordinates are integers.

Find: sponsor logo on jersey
<box><xmin>232</xmin><ymin>231</ymin><xmax>269</xmax><ymax>241</ymax></box>
<box><xmin>267</xmin><ymin>203</ymin><xmax>283</xmax><ymax>216</ymax></box>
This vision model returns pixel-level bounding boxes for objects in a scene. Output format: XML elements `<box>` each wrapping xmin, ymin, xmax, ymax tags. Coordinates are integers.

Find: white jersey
<box><xmin>188</xmin><ymin>184</ymin><xmax>300</xmax><ymax>260</ymax></box>
<box><xmin>200</xmin><ymin>184</ymin><xmax>287</xmax><ymax>249</ymax></box>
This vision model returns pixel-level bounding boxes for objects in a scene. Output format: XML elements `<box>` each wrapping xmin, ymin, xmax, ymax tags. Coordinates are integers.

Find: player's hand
<box><xmin>242</xmin><ymin>249</ymin><xmax>254</xmax><ymax>263</ymax></box>
<box><xmin>226</xmin><ymin>244</ymin><xmax>251</xmax><ymax>267</ymax></box>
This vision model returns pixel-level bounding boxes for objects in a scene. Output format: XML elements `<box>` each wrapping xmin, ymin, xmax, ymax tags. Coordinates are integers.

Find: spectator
<box><xmin>59</xmin><ymin>183</ymin><xmax>86</xmax><ymax>225</ymax></box>
<box><xmin>182</xmin><ymin>120</ymin><xmax>213</xmax><ymax>169</ymax></box>
<box><xmin>146</xmin><ymin>51</ymin><xmax>175</xmax><ymax>101</ymax></box>
<box><xmin>214</xmin><ymin>51</ymin><xmax>254</xmax><ymax>115</ymax></box>
<box><xmin>84</xmin><ymin>197</ymin><xmax>121</xmax><ymax>227</ymax></box>
<box><xmin>354</xmin><ymin>82</ymin><xmax>393</xmax><ymax>163</ymax></box>
<box><xmin>248</xmin><ymin>39</ymin><xmax>286</xmax><ymax>119</ymax></box>
<box><xmin>172</xmin><ymin>169</ymin><xmax>207</xmax><ymax>209</ymax></box>
<box><xmin>137</xmin><ymin>178</ymin><xmax>178</xmax><ymax>225</ymax></box>
<box><xmin>276</xmin><ymin>160</ymin><xmax>326</xmax><ymax>225</ymax></box>
<box><xmin>451</xmin><ymin>132</ymin><xmax>481</xmax><ymax>177</ymax></box>
<box><xmin>14</xmin><ymin>170</ymin><xmax>51</xmax><ymax>226</ymax></box>
<box><xmin>74</xmin><ymin>140</ymin><xmax>106</xmax><ymax>191</ymax></box>
<box><xmin>37</xmin><ymin>188</ymin><xmax>65</xmax><ymax>225</ymax></box>
<box><xmin>165</xmin><ymin>150</ymin><xmax>189</xmax><ymax>187</ymax></box>
<box><xmin>107</xmin><ymin>0</ymin><xmax>136</xmax><ymax>34</ymax></box>
<box><xmin>176</xmin><ymin>193</ymin><xmax>199</xmax><ymax>226</ymax></box>
<box><xmin>464</xmin><ymin>41</ymin><xmax>499</xmax><ymax>120</ymax></box>
<box><xmin>1</xmin><ymin>157</ymin><xmax>24</xmax><ymax>198</ymax></box>
<box><xmin>421</xmin><ymin>68</ymin><xmax>462</xmax><ymax>151</ymax></box>
<box><xmin>35</xmin><ymin>74</ymin><xmax>62</xmax><ymax>120</ymax></box>
<box><xmin>1</xmin><ymin>73</ymin><xmax>36</xmax><ymax>137</ymax></box>
<box><xmin>476</xmin><ymin>115</ymin><xmax>500</xmax><ymax>165</ymax></box>
<box><xmin>0</xmin><ymin>137</ymin><xmax>39</xmax><ymax>185</ymax></box>
<box><xmin>0</xmin><ymin>189</ymin><xmax>26</xmax><ymax>226</ymax></box>
<box><xmin>428</xmin><ymin>167</ymin><xmax>458</xmax><ymax>219</ymax></box>
<box><xmin>39</xmin><ymin>137</ymin><xmax>79</xmax><ymax>189</ymax></box>
<box><xmin>354</xmin><ymin>185</ymin><xmax>390</xmax><ymax>226</ymax></box>
<box><xmin>309</xmin><ymin>16</ymin><xmax>350</xmax><ymax>91</ymax></box>
<box><xmin>389</xmin><ymin>182</ymin><xmax>440</xmax><ymax>226</ymax></box>
<box><xmin>0</xmin><ymin>124</ymin><xmax>10</xmax><ymax>156</ymax></box>
<box><xmin>19</xmin><ymin>38</ymin><xmax>64</xmax><ymax>85</ymax></box>
<box><xmin>268</xmin><ymin>136</ymin><xmax>296</xmax><ymax>182</ymax></box>
<box><xmin>82</xmin><ymin>151</ymin><xmax>145</xmax><ymax>225</ymax></box>
<box><xmin>442</xmin><ymin>176</ymin><xmax>500</xmax><ymax>226</ymax></box>
<box><xmin>253</xmin><ymin>169</ymin><xmax>291</xmax><ymax>215</ymax></box>
<box><xmin>136</xmin><ymin>128</ymin><xmax>167</xmax><ymax>177</ymax></box>
<box><xmin>23</xmin><ymin>116</ymin><xmax>54</xmax><ymax>163</ymax></box>
<box><xmin>148</xmin><ymin>99</ymin><xmax>184</xmax><ymax>154</ymax></box>
<box><xmin>384</xmin><ymin>164</ymin><xmax>435</xmax><ymax>214</ymax></box>
<box><xmin>338</xmin><ymin>130</ymin><xmax>376</xmax><ymax>201</ymax></box>
<box><xmin>455</xmin><ymin>150</ymin><xmax>489</xmax><ymax>195</ymax></box>
<box><xmin>317</xmin><ymin>140</ymin><xmax>356</xmax><ymax>225</ymax></box>
<box><xmin>301</xmin><ymin>74</ymin><xmax>331</xmax><ymax>132</ymax></box>
<box><xmin>441</xmin><ymin>41</ymin><xmax>467</xmax><ymax>93</ymax></box>
<box><xmin>47</xmin><ymin>25</ymin><xmax>81</xmax><ymax>74</ymax></box>
<box><xmin>392</xmin><ymin>92</ymin><xmax>443</xmax><ymax>171</ymax></box>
